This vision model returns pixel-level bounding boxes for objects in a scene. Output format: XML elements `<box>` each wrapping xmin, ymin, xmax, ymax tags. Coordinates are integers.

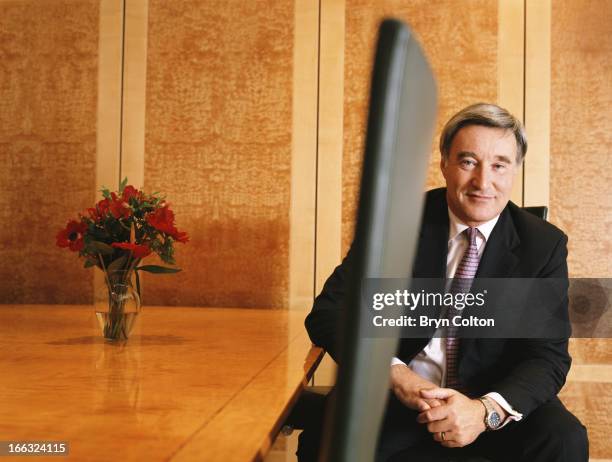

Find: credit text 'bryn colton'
<box><xmin>372</xmin><ymin>314</ymin><xmax>495</xmax><ymax>328</ymax></box>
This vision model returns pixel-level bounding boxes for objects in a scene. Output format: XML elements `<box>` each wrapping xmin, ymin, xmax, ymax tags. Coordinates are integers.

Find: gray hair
<box><xmin>439</xmin><ymin>103</ymin><xmax>527</xmax><ymax>163</ymax></box>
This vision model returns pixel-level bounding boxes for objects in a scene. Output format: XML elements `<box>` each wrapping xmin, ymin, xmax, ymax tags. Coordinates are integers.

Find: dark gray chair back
<box><xmin>523</xmin><ymin>206</ymin><xmax>548</xmax><ymax>221</ymax></box>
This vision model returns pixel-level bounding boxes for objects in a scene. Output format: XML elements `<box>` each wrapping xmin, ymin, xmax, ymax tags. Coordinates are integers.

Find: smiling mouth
<box><xmin>466</xmin><ymin>193</ymin><xmax>495</xmax><ymax>200</ymax></box>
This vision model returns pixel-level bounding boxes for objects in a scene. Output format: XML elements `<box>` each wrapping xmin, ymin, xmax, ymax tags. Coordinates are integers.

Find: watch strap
<box><xmin>478</xmin><ymin>397</ymin><xmax>500</xmax><ymax>431</ymax></box>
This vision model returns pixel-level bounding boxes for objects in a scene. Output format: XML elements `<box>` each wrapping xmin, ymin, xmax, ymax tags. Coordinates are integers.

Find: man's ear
<box><xmin>513</xmin><ymin>156</ymin><xmax>523</xmax><ymax>173</ymax></box>
<box><xmin>516</xmin><ymin>156</ymin><xmax>524</xmax><ymax>168</ymax></box>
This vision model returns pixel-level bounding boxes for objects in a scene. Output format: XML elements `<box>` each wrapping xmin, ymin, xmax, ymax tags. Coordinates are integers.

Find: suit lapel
<box><xmin>459</xmin><ymin>205</ymin><xmax>521</xmax><ymax>379</ymax></box>
<box><xmin>413</xmin><ymin>192</ymin><xmax>449</xmax><ymax>279</ymax></box>
<box><xmin>413</xmin><ymin>192</ymin><xmax>448</xmax><ymax>342</ymax></box>
<box><xmin>398</xmin><ymin>190</ymin><xmax>449</xmax><ymax>361</ymax></box>
<box><xmin>475</xmin><ymin>206</ymin><xmax>520</xmax><ymax>278</ymax></box>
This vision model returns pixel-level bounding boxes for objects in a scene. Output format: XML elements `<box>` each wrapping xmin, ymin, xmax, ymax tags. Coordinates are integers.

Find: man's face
<box><xmin>440</xmin><ymin>125</ymin><xmax>520</xmax><ymax>226</ymax></box>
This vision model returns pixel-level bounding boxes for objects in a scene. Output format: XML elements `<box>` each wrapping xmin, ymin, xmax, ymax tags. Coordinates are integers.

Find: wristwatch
<box><xmin>478</xmin><ymin>397</ymin><xmax>502</xmax><ymax>431</ymax></box>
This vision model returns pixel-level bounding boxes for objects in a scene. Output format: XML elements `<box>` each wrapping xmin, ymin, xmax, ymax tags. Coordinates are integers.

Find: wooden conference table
<box><xmin>0</xmin><ymin>305</ymin><xmax>323</xmax><ymax>461</ymax></box>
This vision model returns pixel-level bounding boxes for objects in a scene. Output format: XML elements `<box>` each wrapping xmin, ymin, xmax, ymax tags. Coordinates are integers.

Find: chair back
<box><xmin>523</xmin><ymin>206</ymin><xmax>548</xmax><ymax>221</ymax></box>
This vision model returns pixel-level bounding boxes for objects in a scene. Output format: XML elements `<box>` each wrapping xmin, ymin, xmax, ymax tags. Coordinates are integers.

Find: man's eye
<box><xmin>493</xmin><ymin>163</ymin><xmax>507</xmax><ymax>171</ymax></box>
<box><xmin>460</xmin><ymin>159</ymin><xmax>476</xmax><ymax>168</ymax></box>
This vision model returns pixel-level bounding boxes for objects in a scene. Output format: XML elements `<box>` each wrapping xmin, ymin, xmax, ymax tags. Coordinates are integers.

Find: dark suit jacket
<box><xmin>305</xmin><ymin>187</ymin><xmax>571</xmax><ymax>418</ymax></box>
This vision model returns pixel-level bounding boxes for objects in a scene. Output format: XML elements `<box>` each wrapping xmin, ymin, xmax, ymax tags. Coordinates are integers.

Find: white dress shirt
<box><xmin>391</xmin><ymin>208</ymin><xmax>522</xmax><ymax>426</ymax></box>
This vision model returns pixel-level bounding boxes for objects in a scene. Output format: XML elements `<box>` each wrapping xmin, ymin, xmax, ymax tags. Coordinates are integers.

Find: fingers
<box><xmin>413</xmin><ymin>396</ymin><xmax>444</xmax><ymax>412</ymax></box>
<box><xmin>426</xmin><ymin>419</ymin><xmax>450</xmax><ymax>433</ymax></box>
<box><xmin>414</xmin><ymin>398</ymin><xmax>444</xmax><ymax>412</ymax></box>
<box><xmin>397</xmin><ymin>393</ymin><xmax>434</xmax><ymax>412</ymax></box>
<box><xmin>432</xmin><ymin>430</ymin><xmax>451</xmax><ymax>443</ymax></box>
<box><xmin>420</xmin><ymin>387</ymin><xmax>457</xmax><ymax>400</ymax></box>
<box><xmin>415</xmin><ymin>399</ymin><xmax>431</xmax><ymax>412</ymax></box>
<box><xmin>440</xmin><ymin>439</ymin><xmax>462</xmax><ymax>448</ymax></box>
<box><xmin>432</xmin><ymin>430</ymin><xmax>462</xmax><ymax>448</ymax></box>
<box><xmin>416</xmin><ymin>405</ymin><xmax>448</xmax><ymax>423</ymax></box>
<box><xmin>425</xmin><ymin>398</ymin><xmax>442</xmax><ymax>408</ymax></box>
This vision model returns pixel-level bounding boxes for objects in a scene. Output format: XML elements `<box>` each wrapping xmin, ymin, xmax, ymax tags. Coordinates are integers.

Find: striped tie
<box><xmin>445</xmin><ymin>227</ymin><xmax>480</xmax><ymax>391</ymax></box>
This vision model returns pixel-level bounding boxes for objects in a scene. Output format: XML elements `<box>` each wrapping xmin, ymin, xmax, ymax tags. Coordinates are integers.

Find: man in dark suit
<box><xmin>300</xmin><ymin>103</ymin><xmax>588</xmax><ymax>461</ymax></box>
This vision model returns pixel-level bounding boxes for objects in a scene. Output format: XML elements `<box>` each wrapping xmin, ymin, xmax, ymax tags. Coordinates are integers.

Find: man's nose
<box><xmin>471</xmin><ymin>166</ymin><xmax>492</xmax><ymax>190</ymax></box>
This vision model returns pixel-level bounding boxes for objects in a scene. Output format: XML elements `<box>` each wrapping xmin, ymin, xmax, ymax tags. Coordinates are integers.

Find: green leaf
<box><xmin>119</xmin><ymin>177</ymin><xmax>128</xmax><ymax>193</ymax></box>
<box><xmin>135</xmin><ymin>269</ymin><xmax>142</xmax><ymax>297</ymax></box>
<box><xmin>107</xmin><ymin>256</ymin><xmax>128</xmax><ymax>273</ymax></box>
<box><xmin>88</xmin><ymin>241</ymin><xmax>115</xmax><ymax>255</ymax></box>
<box><xmin>84</xmin><ymin>259</ymin><xmax>96</xmax><ymax>268</ymax></box>
<box><xmin>100</xmin><ymin>187</ymin><xmax>112</xmax><ymax>200</ymax></box>
<box><xmin>136</xmin><ymin>265</ymin><xmax>181</xmax><ymax>274</ymax></box>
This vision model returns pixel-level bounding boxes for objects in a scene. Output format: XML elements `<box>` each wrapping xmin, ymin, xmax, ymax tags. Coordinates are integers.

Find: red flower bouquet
<box><xmin>56</xmin><ymin>178</ymin><xmax>188</xmax><ymax>340</ymax></box>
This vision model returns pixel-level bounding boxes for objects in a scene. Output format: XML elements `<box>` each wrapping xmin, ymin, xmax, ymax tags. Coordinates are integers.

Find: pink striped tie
<box><xmin>445</xmin><ymin>227</ymin><xmax>480</xmax><ymax>391</ymax></box>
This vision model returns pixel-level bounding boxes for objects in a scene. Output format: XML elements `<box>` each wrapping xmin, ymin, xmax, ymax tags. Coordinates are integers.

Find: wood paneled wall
<box><xmin>1</xmin><ymin>1</ymin><xmax>610</xmax><ymax>317</ymax></box>
<box><xmin>0</xmin><ymin>0</ymin><xmax>318</xmax><ymax>310</ymax></box>
<box><xmin>141</xmin><ymin>1</ymin><xmax>296</xmax><ymax>308</ymax></box>
<box><xmin>0</xmin><ymin>0</ymin><xmax>100</xmax><ymax>304</ymax></box>
<box><xmin>549</xmin><ymin>2</ymin><xmax>612</xmax><ymax>458</ymax></box>
<box><xmin>550</xmin><ymin>0</ymin><xmax>612</xmax><ymax>279</ymax></box>
<box><xmin>340</xmin><ymin>0</ymin><xmax>501</xmax><ymax>254</ymax></box>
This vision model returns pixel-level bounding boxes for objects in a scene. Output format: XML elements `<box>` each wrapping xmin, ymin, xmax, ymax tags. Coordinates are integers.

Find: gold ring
<box><xmin>441</xmin><ymin>431</ymin><xmax>446</xmax><ymax>441</ymax></box>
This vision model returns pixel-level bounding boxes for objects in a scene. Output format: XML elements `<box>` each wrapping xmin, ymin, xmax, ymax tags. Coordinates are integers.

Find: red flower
<box><xmin>122</xmin><ymin>185</ymin><xmax>140</xmax><ymax>202</ymax></box>
<box><xmin>91</xmin><ymin>192</ymin><xmax>133</xmax><ymax>221</ymax></box>
<box><xmin>111</xmin><ymin>242</ymin><xmax>152</xmax><ymax>258</ymax></box>
<box><xmin>172</xmin><ymin>230</ymin><xmax>189</xmax><ymax>243</ymax></box>
<box><xmin>95</xmin><ymin>198</ymin><xmax>111</xmax><ymax>219</ymax></box>
<box><xmin>146</xmin><ymin>205</ymin><xmax>188</xmax><ymax>243</ymax></box>
<box><xmin>56</xmin><ymin>220</ymin><xmax>88</xmax><ymax>252</ymax></box>
<box><xmin>86</xmin><ymin>207</ymin><xmax>99</xmax><ymax>221</ymax></box>
<box><xmin>146</xmin><ymin>205</ymin><xmax>175</xmax><ymax>234</ymax></box>
<box><xmin>109</xmin><ymin>192</ymin><xmax>131</xmax><ymax>219</ymax></box>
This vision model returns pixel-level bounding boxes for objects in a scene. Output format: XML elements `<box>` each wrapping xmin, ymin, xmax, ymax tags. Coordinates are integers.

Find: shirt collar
<box><xmin>447</xmin><ymin>208</ymin><xmax>500</xmax><ymax>243</ymax></box>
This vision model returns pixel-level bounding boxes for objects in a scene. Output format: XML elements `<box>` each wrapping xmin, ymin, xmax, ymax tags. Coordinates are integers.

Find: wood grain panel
<box><xmin>524</xmin><ymin>0</ymin><xmax>551</xmax><ymax>208</ymax></box>
<box><xmin>559</xmin><ymin>381</ymin><xmax>612</xmax><ymax>459</ymax></box>
<box><xmin>568</xmin><ymin>364</ymin><xmax>612</xmax><ymax>383</ymax></box>
<box><xmin>341</xmin><ymin>0</ymin><xmax>498</xmax><ymax>253</ymax></box>
<box><xmin>96</xmin><ymin>0</ymin><xmax>124</xmax><ymax>299</ymax></box>
<box><xmin>289</xmin><ymin>0</ymin><xmax>319</xmax><ymax>311</ymax></box>
<box><xmin>0</xmin><ymin>0</ymin><xmax>100</xmax><ymax>303</ymax></box>
<box><xmin>570</xmin><ymin>338</ymin><xmax>612</xmax><ymax>365</ymax></box>
<box><xmin>549</xmin><ymin>0</ymin><xmax>612</xmax><ymax>278</ymax></box>
<box><xmin>498</xmin><ymin>0</ymin><xmax>525</xmax><ymax>206</ymax></box>
<box><xmin>143</xmin><ymin>1</ymin><xmax>294</xmax><ymax>307</ymax></box>
<box><xmin>524</xmin><ymin>2</ymin><xmax>611</xmax><ymax>457</ymax></box>
<box><xmin>121</xmin><ymin>0</ymin><xmax>148</xmax><ymax>189</ymax></box>
<box><xmin>316</xmin><ymin>0</ymin><xmax>345</xmax><ymax>295</ymax></box>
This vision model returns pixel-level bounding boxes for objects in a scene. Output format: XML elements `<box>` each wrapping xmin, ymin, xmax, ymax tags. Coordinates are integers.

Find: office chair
<box><xmin>523</xmin><ymin>205</ymin><xmax>548</xmax><ymax>221</ymax></box>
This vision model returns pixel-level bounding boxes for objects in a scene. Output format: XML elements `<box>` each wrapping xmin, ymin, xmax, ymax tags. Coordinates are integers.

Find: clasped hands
<box><xmin>390</xmin><ymin>364</ymin><xmax>493</xmax><ymax>448</ymax></box>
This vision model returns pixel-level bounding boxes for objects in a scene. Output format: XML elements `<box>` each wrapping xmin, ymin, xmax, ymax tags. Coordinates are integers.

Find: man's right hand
<box><xmin>390</xmin><ymin>364</ymin><xmax>442</xmax><ymax>411</ymax></box>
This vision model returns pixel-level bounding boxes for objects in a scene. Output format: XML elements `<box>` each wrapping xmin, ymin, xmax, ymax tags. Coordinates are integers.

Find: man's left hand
<box><xmin>416</xmin><ymin>387</ymin><xmax>486</xmax><ymax>448</ymax></box>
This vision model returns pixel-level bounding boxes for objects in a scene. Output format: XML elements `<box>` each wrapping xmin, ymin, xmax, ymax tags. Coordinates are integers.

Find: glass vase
<box><xmin>95</xmin><ymin>269</ymin><xmax>141</xmax><ymax>341</ymax></box>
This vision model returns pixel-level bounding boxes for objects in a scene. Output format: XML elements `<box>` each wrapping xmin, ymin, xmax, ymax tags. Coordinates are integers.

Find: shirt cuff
<box><xmin>484</xmin><ymin>392</ymin><xmax>523</xmax><ymax>428</ymax></box>
<box><xmin>391</xmin><ymin>356</ymin><xmax>407</xmax><ymax>367</ymax></box>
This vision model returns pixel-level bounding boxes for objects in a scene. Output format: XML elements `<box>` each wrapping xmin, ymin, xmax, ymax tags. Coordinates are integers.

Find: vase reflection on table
<box><xmin>96</xmin><ymin>269</ymin><xmax>141</xmax><ymax>341</ymax></box>
<box><xmin>94</xmin><ymin>341</ymin><xmax>142</xmax><ymax>412</ymax></box>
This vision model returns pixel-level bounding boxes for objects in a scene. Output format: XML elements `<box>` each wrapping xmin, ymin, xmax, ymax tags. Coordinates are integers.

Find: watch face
<box><xmin>488</xmin><ymin>411</ymin><xmax>501</xmax><ymax>429</ymax></box>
